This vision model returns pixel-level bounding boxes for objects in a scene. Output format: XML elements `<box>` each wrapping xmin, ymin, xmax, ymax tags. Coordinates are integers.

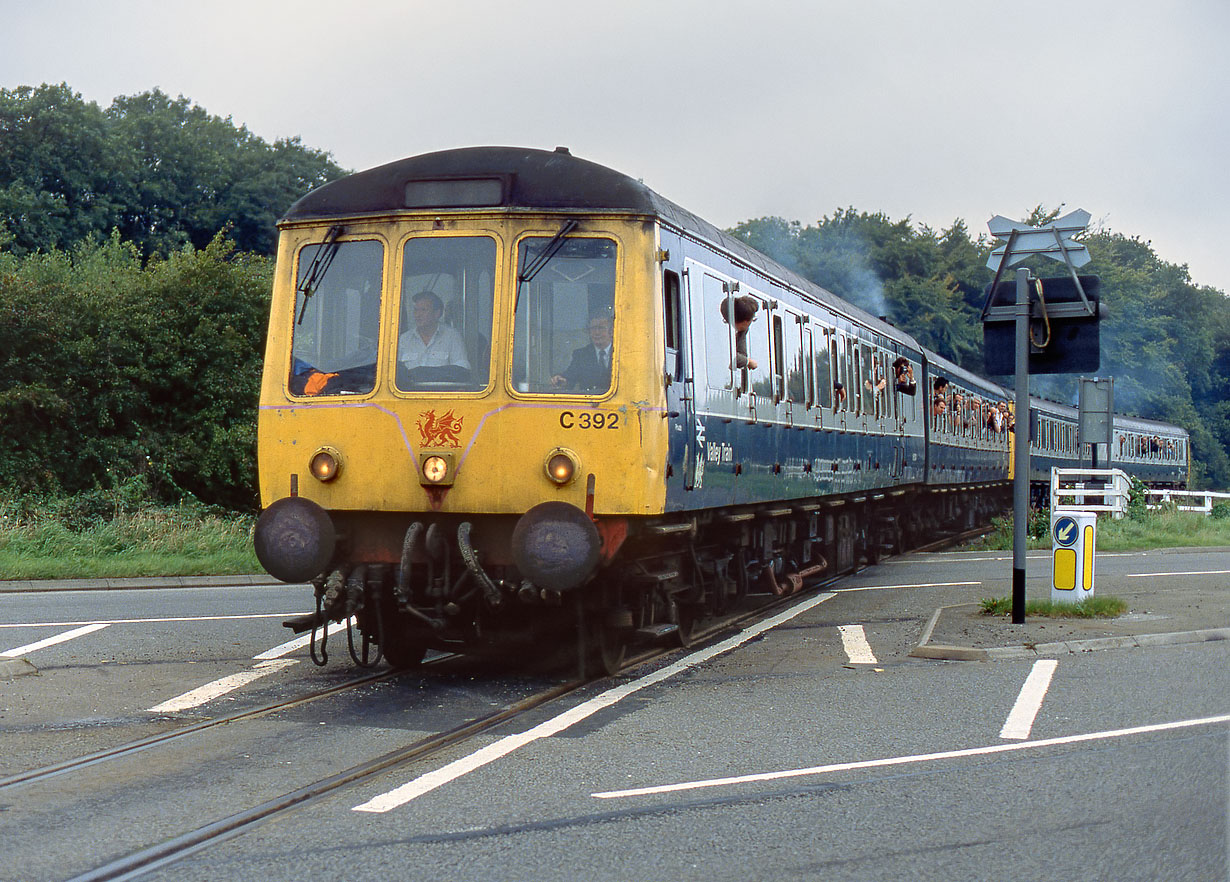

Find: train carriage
<box><xmin>253</xmin><ymin>146</ymin><xmax>1181</xmax><ymax>671</ymax></box>
<box><xmin>1112</xmin><ymin>414</ymin><xmax>1190</xmax><ymax>488</ymax></box>
<box><xmin>921</xmin><ymin>353</ymin><xmax>1012</xmax><ymax>489</ymax></box>
<box><xmin>1028</xmin><ymin>398</ymin><xmax>1190</xmax><ymax>502</ymax></box>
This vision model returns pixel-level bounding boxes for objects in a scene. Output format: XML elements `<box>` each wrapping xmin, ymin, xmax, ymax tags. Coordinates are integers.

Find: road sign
<box><xmin>986</xmin><ymin>209</ymin><xmax>1091</xmax><ymax>270</ymax></box>
<box><xmin>1079</xmin><ymin>377</ymin><xmax>1114</xmax><ymax>455</ymax></box>
<box><xmin>1053</xmin><ymin>515</ymin><xmax>1079</xmax><ymax>547</ymax></box>
<box><xmin>983</xmin><ymin>275</ymin><xmax>1101</xmax><ymax>375</ymax></box>
<box><xmin>1051</xmin><ymin>510</ymin><xmax>1097</xmax><ymax>603</ymax></box>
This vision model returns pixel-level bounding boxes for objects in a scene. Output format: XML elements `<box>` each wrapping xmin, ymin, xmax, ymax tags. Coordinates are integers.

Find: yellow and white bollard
<box><xmin>1051</xmin><ymin>510</ymin><xmax>1097</xmax><ymax>604</ymax></box>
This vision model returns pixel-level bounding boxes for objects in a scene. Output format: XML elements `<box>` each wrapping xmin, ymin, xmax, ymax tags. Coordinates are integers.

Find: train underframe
<box><xmin>284</xmin><ymin>482</ymin><xmax>1010</xmax><ymax>674</ymax></box>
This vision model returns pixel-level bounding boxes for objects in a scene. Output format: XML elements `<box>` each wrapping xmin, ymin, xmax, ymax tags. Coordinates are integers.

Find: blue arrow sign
<box><xmin>1053</xmin><ymin>516</ymin><xmax>1079</xmax><ymax>547</ymax></box>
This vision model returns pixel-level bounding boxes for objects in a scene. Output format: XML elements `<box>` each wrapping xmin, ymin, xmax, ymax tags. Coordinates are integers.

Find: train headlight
<box><xmin>309</xmin><ymin>447</ymin><xmax>342</xmax><ymax>482</ymax></box>
<box><xmin>421</xmin><ymin>454</ymin><xmax>453</xmax><ymax>485</ymax></box>
<box><xmin>545</xmin><ymin>448</ymin><xmax>580</xmax><ymax>485</ymax></box>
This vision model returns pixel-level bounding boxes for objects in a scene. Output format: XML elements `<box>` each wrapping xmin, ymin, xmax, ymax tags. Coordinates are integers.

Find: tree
<box><xmin>0</xmin><ymin>233</ymin><xmax>272</xmax><ymax>508</ymax></box>
<box><xmin>0</xmin><ymin>84</ymin><xmax>127</xmax><ymax>254</ymax></box>
<box><xmin>0</xmin><ymin>84</ymin><xmax>347</xmax><ymax>258</ymax></box>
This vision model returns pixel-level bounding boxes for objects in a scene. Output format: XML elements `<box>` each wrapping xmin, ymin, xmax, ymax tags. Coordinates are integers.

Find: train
<box><xmin>253</xmin><ymin>146</ymin><xmax>1189</xmax><ymax>672</ymax></box>
<box><xmin>1028</xmin><ymin>396</ymin><xmax>1188</xmax><ymax>496</ymax></box>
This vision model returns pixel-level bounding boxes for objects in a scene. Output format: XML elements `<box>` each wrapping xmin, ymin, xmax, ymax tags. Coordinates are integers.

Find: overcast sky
<box><xmin>5</xmin><ymin>0</ymin><xmax>1229</xmax><ymax>292</ymax></box>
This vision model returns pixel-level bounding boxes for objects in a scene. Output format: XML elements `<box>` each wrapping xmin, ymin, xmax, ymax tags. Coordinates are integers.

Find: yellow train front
<box><xmin>255</xmin><ymin>147</ymin><xmax>669</xmax><ymax>667</ymax></box>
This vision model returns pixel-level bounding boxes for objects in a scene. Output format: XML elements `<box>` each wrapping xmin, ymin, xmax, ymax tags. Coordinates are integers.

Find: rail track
<box><xmin>31</xmin><ymin>529</ymin><xmax>992</xmax><ymax>881</ymax></box>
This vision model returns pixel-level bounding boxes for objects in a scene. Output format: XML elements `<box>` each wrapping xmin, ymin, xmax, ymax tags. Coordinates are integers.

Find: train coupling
<box><xmin>282</xmin><ymin>611</ymin><xmax>325</xmax><ymax>634</ymax></box>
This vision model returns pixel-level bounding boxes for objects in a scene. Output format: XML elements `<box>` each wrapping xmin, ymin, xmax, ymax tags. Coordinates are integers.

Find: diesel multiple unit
<box><xmin>254</xmin><ymin>146</ymin><xmax>1189</xmax><ymax>671</ymax></box>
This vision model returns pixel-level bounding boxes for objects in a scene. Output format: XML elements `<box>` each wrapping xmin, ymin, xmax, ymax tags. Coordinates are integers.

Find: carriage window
<box><xmin>879</xmin><ymin>352</ymin><xmax>892</xmax><ymax>420</ymax></box>
<box><xmin>830</xmin><ymin>335</ymin><xmax>843</xmax><ymax>411</ymax></box>
<box><xmin>395</xmin><ymin>236</ymin><xmax>496</xmax><ymax>393</ymax></box>
<box><xmin>801</xmin><ymin>328</ymin><xmax>814</xmax><ymax>408</ymax></box>
<box><xmin>664</xmin><ymin>270</ymin><xmax>682</xmax><ymax>381</ymax></box>
<box><xmin>513</xmin><ymin>236</ymin><xmax>616</xmax><ymax>395</ymax></box>
<box><xmin>702</xmin><ymin>276</ymin><xmax>770</xmax><ymax>398</ymax></box>
<box><xmin>290</xmin><ymin>238</ymin><xmax>383</xmax><ymax>397</ymax></box>
<box><xmin>782</xmin><ymin>313</ymin><xmax>805</xmax><ymax>404</ymax></box>
<box><xmin>815</xmin><ymin>327</ymin><xmax>832</xmax><ymax>409</ymax></box>
<box><xmin>772</xmin><ymin>314</ymin><xmax>785</xmax><ymax>402</ymax></box>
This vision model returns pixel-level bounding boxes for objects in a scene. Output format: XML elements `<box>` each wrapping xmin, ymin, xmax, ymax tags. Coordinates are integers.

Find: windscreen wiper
<box><xmin>515</xmin><ymin>219</ymin><xmax>578</xmax><ymax>306</ymax></box>
<box><xmin>296</xmin><ymin>224</ymin><xmax>344</xmax><ymax>325</ymax></box>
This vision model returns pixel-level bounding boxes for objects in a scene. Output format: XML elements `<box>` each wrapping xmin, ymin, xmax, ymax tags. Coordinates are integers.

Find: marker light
<box><xmin>309</xmin><ymin>448</ymin><xmax>342</xmax><ymax>482</ymax></box>
<box><xmin>545</xmin><ymin>448</ymin><xmax>579</xmax><ymax>485</ymax></box>
<box><xmin>422</xmin><ymin>455</ymin><xmax>450</xmax><ymax>484</ymax></box>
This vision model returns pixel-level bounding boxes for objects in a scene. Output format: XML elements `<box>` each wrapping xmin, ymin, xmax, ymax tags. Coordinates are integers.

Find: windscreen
<box><xmin>289</xmin><ymin>239</ymin><xmax>383</xmax><ymax>396</ymax></box>
<box><xmin>511</xmin><ymin>236</ymin><xmax>617</xmax><ymax>395</ymax></box>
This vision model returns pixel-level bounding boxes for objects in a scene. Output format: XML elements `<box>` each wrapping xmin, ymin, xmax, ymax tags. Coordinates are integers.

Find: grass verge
<box><xmin>965</xmin><ymin>507</ymin><xmax>1230</xmax><ymax>552</ymax></box>
<box><xmin>979</xmin><ymin>595</ymin><xmax>1128</xmax><ymax>618</ymax></box>
<box><xmin>0</xmin><ymin>503</ymin><xmax>260</xmax><ymax>580</ymax></box>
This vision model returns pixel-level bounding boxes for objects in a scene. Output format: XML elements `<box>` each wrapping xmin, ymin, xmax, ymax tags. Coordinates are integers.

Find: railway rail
<box><xmin>7</xmin><ymin>523</ymin><xmax>996</xmax><ymax>882</ymax></box>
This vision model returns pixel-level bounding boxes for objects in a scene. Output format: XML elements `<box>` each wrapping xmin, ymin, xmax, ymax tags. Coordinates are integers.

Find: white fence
<box><xmin>1051</xmin><ymin>468</ymin><xmax>1133</xmax><ymax>518</ymax></box>
<box><xmin>1051</xmin><ymin>467</ymin><xmax>1228</xmax><ymax>517</ymax></box>
<box><xmin>1147</xmin><ymin>488</ymin><xmax>1230</xmax><ymax>515</ymax></box>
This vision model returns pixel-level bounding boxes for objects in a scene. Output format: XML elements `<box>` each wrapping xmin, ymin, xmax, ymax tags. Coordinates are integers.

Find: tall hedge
<box><xmin>0</xmin><ymin>233</ymin><xmax>271</xmax><ymax>509</ymax></box>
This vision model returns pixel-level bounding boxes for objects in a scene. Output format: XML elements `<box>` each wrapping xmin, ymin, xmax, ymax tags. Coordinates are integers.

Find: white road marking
<box><xmin>591</xmin><ymin>713</ymin><xmax>1230</xmax><ymax>799</ymax></box>
<box><xmin>146</xmin><ymin>659</ymin><xmax>300</xmax><ymax>713</ymax></box>
<box><xmin>0</xmin><ymin>613</ymin><xmax>297</xmax><ymax>630</ymax></box>
<box><xmin>835</xmin><ymin>581</ymin><xmax>980</xmax><ymax>592</ymax></box>
<box><xmin>1126</xmin><ymin>569</ymin><xmax>1230</xmax><ymax>578</ymax></box>
<box><xmin>1</xmin><ymin>623</ymin><xmax>110</xmax><ymax>657</ymax></box>
<box><xmin>351</xmin><ymin>591</ymin><xmax>839</xmax><ymax>814</ymax></box>
<box><xmin>999</xmin><ymin>659</ymin><xmax>1059</xmax><ymax>740</ymax></box>
<box><xmin>893</xmin><ymin>554</ymin><xmax>1055</xmax><ymax>563</ymax></box>
<box><xmin>838</xmin><ymin>625</ymin><xmax>878</xmax><ymax>664</ymax></box>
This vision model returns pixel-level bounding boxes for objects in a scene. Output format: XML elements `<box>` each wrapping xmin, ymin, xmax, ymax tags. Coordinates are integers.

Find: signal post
<box><xmin>981</xmin><ymin>211</ymin><xmax>1100</xmax><ymax>623</ymax></box>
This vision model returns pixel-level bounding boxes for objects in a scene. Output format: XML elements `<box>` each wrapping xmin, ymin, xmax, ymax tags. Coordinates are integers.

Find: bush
<box><xmin>1124</xmin><ymin>477</ymin><xmax>1148</xmax><ymax>520</ymax></box>
<box><xmin>0</xmin><ymin>233</ymin><xmax>271</xmax><ymax>509</ymax></box>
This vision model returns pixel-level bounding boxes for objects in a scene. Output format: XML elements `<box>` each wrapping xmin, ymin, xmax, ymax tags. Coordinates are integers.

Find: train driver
<box><xmin>398</xmin><ymin>291</ymin><xmax>470</xmax><ymax>371</ymax></box>
<box><xmin>552</xmin><ymin>315</ymin><xmax>613</xmax><ymax>391</ymax></box>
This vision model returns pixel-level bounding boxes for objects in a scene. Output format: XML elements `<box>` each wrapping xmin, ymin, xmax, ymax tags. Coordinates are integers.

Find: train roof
<box><xmin>1028</xmin><ymin>397</ymin><xmax>1188</xmax><ymax>437</ymax></box>
<box><xmin>282</xmin><ymin>146</ymin><xmax>914</xmax><ymax>346</ymax></box>
<box><xmin>925</xmin><ymin>350</ymin><xmax>1010</xmax><ymax>399</ymax></box>
<box><xmin>282</xmin><ymin>146</ymin><xmax>664</xmax><ymax>221</ymax></box>
<box><xmin>1113</xmin><ymin>413</ymin><xmax>1191</xmax><ymax>437</ymax></box>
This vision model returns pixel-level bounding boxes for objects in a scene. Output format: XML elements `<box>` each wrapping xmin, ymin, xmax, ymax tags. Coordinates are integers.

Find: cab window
<box><xmin>290</xmin><ymin>238</ymin><xmax>383</xmax><ymax>397</ymax></box>
<box><xmin>512</xmin><ymin>236</ymin><xmax>616</xmax><ymax>395</ymax></box>
<box><xmin>395</xmin><ymin>236</ymin><xmax>496</xmax><ymax>393</ymax></box>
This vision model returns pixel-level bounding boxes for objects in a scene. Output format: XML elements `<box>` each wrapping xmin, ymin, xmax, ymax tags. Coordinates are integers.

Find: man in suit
<box><xmin>552</xmin><ymin>315</ymin><xmax>613</xmax><ymax>392</ymax></box>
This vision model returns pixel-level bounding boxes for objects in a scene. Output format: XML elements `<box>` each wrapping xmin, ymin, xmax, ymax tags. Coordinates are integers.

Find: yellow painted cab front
<box><xmin>257</xmin><ymin>213</ymin><xmax>667</xmax><ymax>556</ymax></box>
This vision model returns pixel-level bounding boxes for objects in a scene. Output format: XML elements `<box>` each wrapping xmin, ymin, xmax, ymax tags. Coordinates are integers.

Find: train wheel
<box><xmin>379</xmin><ymin>610</ymin><xmax>428</xmax><ymax>669</ymax></box>
<box><xmin>382</xmin><ymin>633</ymin><xmax>427</xmax><ymax>670</ymax></box>
<box><xmin>589</xmin><ymin>610</ymin><xmax>629</xmax><ymax>676</ymax></box>
<box><xmin>674</xmin><ymin>601</ymin><xmax>698</xmax><ymax>649</ymax></box>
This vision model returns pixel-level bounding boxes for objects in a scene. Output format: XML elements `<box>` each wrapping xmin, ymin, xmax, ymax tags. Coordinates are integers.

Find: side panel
<box><xmin>663</xmin><ymin>240</ymin><xmax>922</xmax><ymax>513</ymax></box>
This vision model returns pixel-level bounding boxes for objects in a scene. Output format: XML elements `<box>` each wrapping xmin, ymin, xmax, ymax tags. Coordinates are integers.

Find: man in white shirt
<box><xmin>399</xmin><ymin>291</ymin><xmax>470</xmax><ymax>371</ymax></box>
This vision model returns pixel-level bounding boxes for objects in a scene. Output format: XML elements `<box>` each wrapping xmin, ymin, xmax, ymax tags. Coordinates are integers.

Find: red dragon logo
<box><xmin>417</xmin><ymin>409</ymin><xmax>464</xmax><ymax>448</ymax></box>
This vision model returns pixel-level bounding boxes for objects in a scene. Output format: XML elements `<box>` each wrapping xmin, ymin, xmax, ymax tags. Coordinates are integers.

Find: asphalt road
<box><xmin>1</xmin><ymin>554</ymin><xmax>1226</xmax><ymax>882</ymax></box>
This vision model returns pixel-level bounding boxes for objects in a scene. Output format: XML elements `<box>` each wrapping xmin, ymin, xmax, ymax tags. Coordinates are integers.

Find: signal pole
<box><xmin>1012</xmin><ymin>268</ymin><xmax>1030</xmax><ymax>623</ymax></box>
<box><xmin>981</xmin><ymin>210</ymin><xmax>1098</xmax><ymax>625</ymax></box>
